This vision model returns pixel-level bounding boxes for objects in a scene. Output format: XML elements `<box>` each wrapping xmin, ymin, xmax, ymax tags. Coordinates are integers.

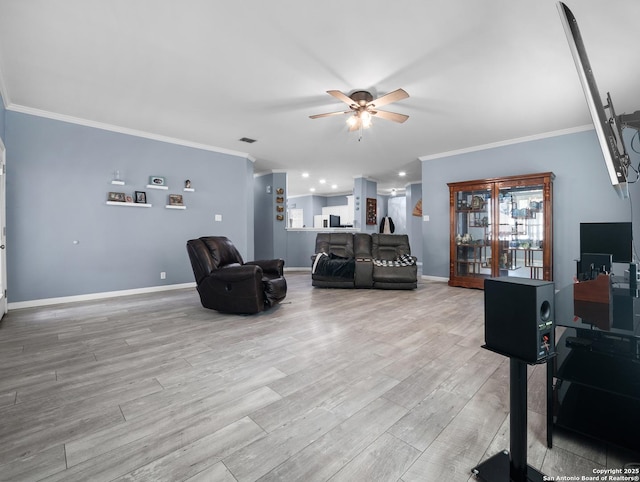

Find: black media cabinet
<box><xmin>547</xmin><ymin>283</ymin><xmax>640</xmax><ymax>453</ymax></box>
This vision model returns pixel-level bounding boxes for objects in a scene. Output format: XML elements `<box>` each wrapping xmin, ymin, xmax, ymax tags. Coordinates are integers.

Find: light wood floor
<box><xmin>0</xmin><ymin>273</ymin><xmax>637</xmax><ymax>481</ymax></box>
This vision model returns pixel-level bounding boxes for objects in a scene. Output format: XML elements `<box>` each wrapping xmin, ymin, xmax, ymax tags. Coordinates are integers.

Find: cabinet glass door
<box><xmin>497</xmin><ymin>184</ymin><xmax>545</xmax><ymax>279</ymax></box>
<box><xmin>453</xmin><ymin>188</ymin><xmax>492</xmax><ymax>279</ymax></box>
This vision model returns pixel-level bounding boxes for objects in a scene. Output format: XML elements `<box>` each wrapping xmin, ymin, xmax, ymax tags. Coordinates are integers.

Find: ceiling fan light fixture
<box><xmin>310</xmin><ymin>88</ymin><xmax>409</xmax><ymax>129</ymax></box>
<box><xmin>360</xmin><ymin>111</ymin><xmax>372</xmax><ymax>128</ymax></box>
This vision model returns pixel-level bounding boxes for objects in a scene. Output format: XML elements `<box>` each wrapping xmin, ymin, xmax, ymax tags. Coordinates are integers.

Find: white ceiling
<box><xmin>1</xmin><ymin>0</ymin><xmax>639</xmax><ymax>196</ymax></box>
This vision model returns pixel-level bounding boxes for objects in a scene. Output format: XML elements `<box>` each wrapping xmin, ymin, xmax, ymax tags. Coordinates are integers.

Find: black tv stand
<box><xmin>547</xmin><ymin>284</ymin><xmax>640</xmax><ymax>453</ymax></box>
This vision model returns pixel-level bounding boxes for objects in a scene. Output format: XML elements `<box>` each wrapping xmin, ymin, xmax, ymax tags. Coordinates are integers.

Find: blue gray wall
<box><xmin>254</xmin><ymin>174</ymin><xmax>274</xmax><ymax>260</ymax></box>
<box><xmin>421</xmin><ymin>129</ymin><xmax>640</xmax><ymax>288</ymax></box>
<box><xmin>406</xmin><ymin>183</ymin><xmax>422</xmax><ymax>262</ymax></box>
<box><xmin>326</xmin><ymin>194</ymin><xmax>349</xmax><ymax>207</ymax></box>
<box><xmin>253</xmin><ymin>172</ymin><xmax>286</xmax><ymax>261</ymax></box>
<box><xmin>354</xmin><ymin>177</ymin><xmax>378</xmax><ymax>232</ymax></box>
<box><xmin>5</xmin><ymin>111</ymin><xmax>254</xmax><ymax>302</ymax></box>
<box><xmin>0</xmin><ymin>91</ymin><xmax>5</xmax><ymax>141</ymax></box>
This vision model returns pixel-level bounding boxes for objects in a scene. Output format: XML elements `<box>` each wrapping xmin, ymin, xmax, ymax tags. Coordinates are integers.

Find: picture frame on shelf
<box><xmin>168</xmin><ymin>194</ymin><xmax>184</xmax><ymax>206</ymax></box>
<box><xmin>108</xmin><ymin>192</ymin><xmax>126</xmax><ymax>202</ymax></box>
<box><xmin>125</xmin><ymin>195</ymin><xmax>133</xmax><ymax>203</ymax></box>
<box><xmin>135</xmin><ymin>191</ymin><xmax>147</xmax><ymax>204</ymax></box>
<box><xmin>149</xmin><ymin>176</ymin><xmax>165</xmax><ymax>186</ymax></box>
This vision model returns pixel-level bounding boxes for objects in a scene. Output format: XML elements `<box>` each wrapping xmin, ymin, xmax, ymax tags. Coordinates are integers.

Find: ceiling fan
<box><xmin>309</xmin><ymin>89</ymin><xmax>409</xmax><ymax>131</ymax></box>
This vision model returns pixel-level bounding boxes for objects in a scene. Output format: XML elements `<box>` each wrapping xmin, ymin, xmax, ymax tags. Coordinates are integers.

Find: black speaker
<box><xmin>484</xmin><ymin>277</ymin><xmax>555</xmax><ymax>363</ymax></box>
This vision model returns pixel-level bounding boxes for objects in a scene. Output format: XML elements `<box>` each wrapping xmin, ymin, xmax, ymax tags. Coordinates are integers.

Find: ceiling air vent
<box><xmin>239</xmin><ymin>137</ymin><xmax>257</xmax><ymax>144</ymax></box>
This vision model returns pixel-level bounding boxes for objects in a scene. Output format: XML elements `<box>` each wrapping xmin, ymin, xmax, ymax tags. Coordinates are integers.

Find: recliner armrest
<box><xmin>246</xmin><ymin>259</ymin><xmax>284</xmax><ymax>276</ymax></box>
<box><xmin>209</xmin><ymin>264</ymin><xmax>262</xmax><ymax>283</ymax></box>
<box><xmin>354</xmin><ymin>258</ymin><xmax>373</xmax><ymax>288</ymax></box>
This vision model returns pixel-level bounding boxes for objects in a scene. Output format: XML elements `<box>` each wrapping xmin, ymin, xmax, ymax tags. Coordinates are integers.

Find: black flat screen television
<box><xmin>557</xmin><ymin>2</ymin><xmax>630</xmax><ymax>199</ymax></box>
<box><xmin>329</xmin><ymin>214</ymin><xmax>341</xmax><ymax>227</ymax></box>
<box><xmin>580</xmin><ymin>222</ymin><xmax>633</xmax><ymax>263</ymax></box>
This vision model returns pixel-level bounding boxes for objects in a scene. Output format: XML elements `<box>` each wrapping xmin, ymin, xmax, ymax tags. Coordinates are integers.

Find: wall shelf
<box><xmin>106</xmin><ymin>201</ymin><xmax>152</xmax><ymax>208</ymax></box>
<box><xmin>183</xmin><ymin>188</ymin><xmax>195</xmax><ymax>192</ymax></box>
<box><xmin>146</xmin><ymin>184</ymin><xmax>169</xmax><ymax>190</ymax></box>
<box><xmin>111</xmin><ymin>180</ymin><xmax>125</xmax><ymax>185</ymax></box>
<box><xmin>165</xmin><ymin>205</ymin><xmax>186</xmax><ymax>210</ymax></box>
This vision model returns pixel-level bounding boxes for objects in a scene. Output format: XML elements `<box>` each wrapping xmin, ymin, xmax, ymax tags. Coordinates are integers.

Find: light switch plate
<box><xmin>214</xmin><ymin>214</ymin><xmax>222</xmax><ymax>222</ymax></box>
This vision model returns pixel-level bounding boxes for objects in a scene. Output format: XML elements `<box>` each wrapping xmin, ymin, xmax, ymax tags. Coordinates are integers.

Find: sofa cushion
<box><xmin>371</xmin><ymin>234</ymin><xmax>412</xmax><ymax>260</ymax></box>
<box><xmin>373</xmin><ymin>254</ymin><xmax>416</xmax><ymax>267</ymax></box>
<box><xmin>315</xmin><ymin>233</ymin><xmax>354</xmax><ymax>258</ymax></box>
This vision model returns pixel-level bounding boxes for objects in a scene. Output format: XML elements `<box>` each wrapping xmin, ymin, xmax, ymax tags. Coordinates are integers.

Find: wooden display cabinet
<box><xmin>448</xmin><ymin>172</ymin><xmax>554</xmax><ymax>289</ymax></box>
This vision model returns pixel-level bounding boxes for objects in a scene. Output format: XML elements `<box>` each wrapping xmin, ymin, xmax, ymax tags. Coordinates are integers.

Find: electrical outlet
<box><xmin>160</xmin><ymin>272</ymin><xmax>166</xmax><ymax>280</ymax></box>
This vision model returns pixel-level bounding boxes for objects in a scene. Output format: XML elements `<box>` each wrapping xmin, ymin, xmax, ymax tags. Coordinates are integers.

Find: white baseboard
<box><xmin>284</xmin><ymin>267</ymin><xmax>311</xmax><ymax>272</ymax></box>
<box><xmin>421</xmin><ymin>275</ymin><xmax>448</xmax><ymax>282</ymax></box>
<box><xmin>8</xmin><ymin>282</ymin><xmax>196</xmax><ymax>310</ymax></box>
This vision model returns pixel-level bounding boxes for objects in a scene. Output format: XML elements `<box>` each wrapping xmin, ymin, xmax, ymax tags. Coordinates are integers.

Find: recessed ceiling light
<box><xmin>310</xmin><ymin>187</ymin><xmax>316</xmax><ymax>192</ymax></box>
<box><xmin>399</xmin><ymin>171</ymin><xmax>406</xmax><ymax>177</ymax></box>
<box><xmin>319</xmin><ymin>179</ymin><xmax>326</xmax><ymax>184</ymax></box>
<box><xmin>331</xmin><ymin>184</ymin><xmax>338</xmax><ymax>189</ymax></box>
<box><xmin>302</xmin><ymin>172</ymin><xmax>309</xmax><ymax>178</ymax></box>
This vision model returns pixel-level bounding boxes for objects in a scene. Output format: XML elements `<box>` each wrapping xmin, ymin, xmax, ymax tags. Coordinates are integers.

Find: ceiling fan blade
<box><xmin>309</xmin><ymin>110</ymin><xmax>350</xmax><ymax>119</ymax></box>
<box><xmin>327</xmin><ymin>90</ymin><xmax>357</xmax><ymax>106</ymax></box>
<box><xmin>369</xmin><ymin>88</ymin><xmax>409</xmax><ymax>108</ymax></box>
<box><xmin>371</xmin><ymin>110</ymin><xmax>409</xmax><ymax>123</ymax></box>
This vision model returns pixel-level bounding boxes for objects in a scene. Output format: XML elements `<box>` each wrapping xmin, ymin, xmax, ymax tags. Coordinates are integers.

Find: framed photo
<box><xmin>135</xmin><ymin>191</ymin><xmax>147</xmax><ymax>204</ymax></box>
<box><xmin>366</xmin><ymin>197</ymin><xmax>377</xmax><ymax>225</ymax></box>
<box><xmin>125</xmin><ymin>195</ymin><xmax>133</xmax><ymax>203</ymax></box>
<box><xmin>108</xmin><ymin>191</ymin><xmax>126</xmax><ymax>202</ymax></box>
<box><xmin>168</xmin><ymin>194</ymin><xmax>183</xmax><ymax>206</ymax></box>
<box><xmin>149</xmin><ymin>176</ymin><xmax>165</xmax><ymax>186</ymax></box>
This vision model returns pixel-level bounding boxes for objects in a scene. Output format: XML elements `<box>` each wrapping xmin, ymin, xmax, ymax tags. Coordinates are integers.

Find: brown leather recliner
<box><xmin>186</xmin><ymin>236</ymin><xmax>287</xmax><ymax>314</ymax></box>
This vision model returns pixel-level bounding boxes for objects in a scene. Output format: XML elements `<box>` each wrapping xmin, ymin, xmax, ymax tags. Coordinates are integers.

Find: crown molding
<box><xmin>419</xmin><ymin>124</ymin><xmax>593</xmax><ymax>162</ymax></box>
<box><xmin>6</xmin><ymin>103</ymin><xmax>255</xmax><ymax>161</ymax></box>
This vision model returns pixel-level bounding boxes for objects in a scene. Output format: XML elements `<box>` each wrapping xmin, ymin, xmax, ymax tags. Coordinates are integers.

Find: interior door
<box><xmin>0</xmin><ymin>139</ymin><xmax>7</xmax><ymax>320</ymax></box>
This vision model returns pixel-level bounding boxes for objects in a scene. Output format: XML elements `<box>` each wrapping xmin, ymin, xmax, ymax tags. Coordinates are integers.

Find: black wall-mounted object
<box><xmin>484</xmin><ymin>277</ymin><xmax>555</xmax><ymax>364</ymax></box>
<box><xmin>580</xmin><ymin>222</ymin><xmax>633</xmax><ymax>264</ymax></box>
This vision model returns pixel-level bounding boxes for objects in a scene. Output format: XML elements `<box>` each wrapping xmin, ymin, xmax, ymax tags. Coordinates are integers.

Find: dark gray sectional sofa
<box><xmin>311</xmin><ymin>232</ymin><xmax>418</xmax><ymax>290</ymax></box>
